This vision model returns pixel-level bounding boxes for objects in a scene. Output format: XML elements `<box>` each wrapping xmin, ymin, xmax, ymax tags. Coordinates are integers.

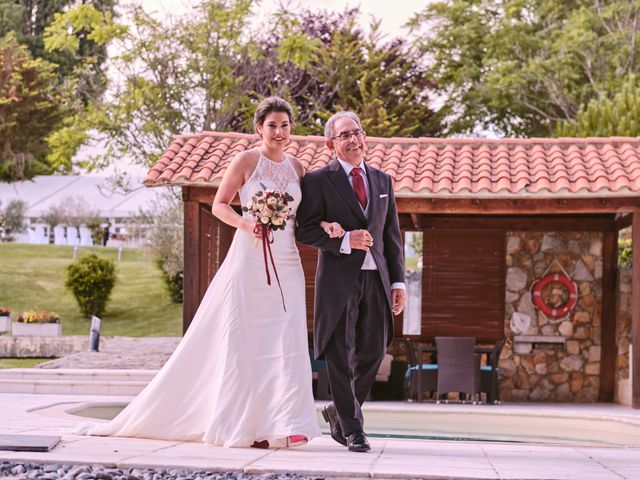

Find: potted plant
<box><xmin>12</xmin><ymin>309</ymin><xmax>62</xmax><ymax>337</ymax></box>
<box><xmin>0</xmin><ymin>307</ymin><xmax>10</xmax><ymax>333</ymax></box>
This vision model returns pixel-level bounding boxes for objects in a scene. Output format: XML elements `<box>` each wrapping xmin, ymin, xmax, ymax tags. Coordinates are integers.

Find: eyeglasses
<box><xmin>331</xmin><ymin>129</ymin><xmax>365</xmax><ymax>142</ymax></box>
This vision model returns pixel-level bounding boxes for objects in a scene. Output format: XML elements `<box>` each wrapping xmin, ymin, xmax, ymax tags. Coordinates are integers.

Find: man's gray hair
<box><xmin>324</xmin><ymin>111</ymin><xmax>362</xmax><ymax>139</ymax></box>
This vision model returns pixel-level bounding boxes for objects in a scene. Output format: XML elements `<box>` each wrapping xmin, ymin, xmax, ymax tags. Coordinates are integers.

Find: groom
<box><xmin>296</xmin><ymin>111</ymin><xmax>405</xmax><ymax>452</ymax></box>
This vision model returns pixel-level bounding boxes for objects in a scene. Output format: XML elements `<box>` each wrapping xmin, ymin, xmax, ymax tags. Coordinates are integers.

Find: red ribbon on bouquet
<box><xmin>254</xmin><ymin>223</ymin><xmax>287</xmax><ymax>312</ymax></box>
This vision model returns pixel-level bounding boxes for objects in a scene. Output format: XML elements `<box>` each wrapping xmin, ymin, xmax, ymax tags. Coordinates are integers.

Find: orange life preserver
<box><xmin>531</xmin><ymin>272</ymin><xmax>578</xmax><ymax>319</ymax></box>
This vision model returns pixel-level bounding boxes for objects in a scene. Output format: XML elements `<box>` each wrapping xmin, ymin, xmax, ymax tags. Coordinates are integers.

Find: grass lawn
<box><xmin>0</xmin><ymin>244</ymin><xmax>182</xmax><ymax>336</ymax></box>
<box><xmin>0</xmin><ymin>357</ymin><xmax>51</xmax><ymax>369</ymax></box>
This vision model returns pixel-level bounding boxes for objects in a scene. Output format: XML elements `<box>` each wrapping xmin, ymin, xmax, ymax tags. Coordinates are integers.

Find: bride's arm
<box><xmin>320</xmin><ymin>221</ymin><xmax>344</xmax><ymax>238</ymax></box>
<box><xmin>211</xmin><ymin>152</ymin><xmax>257</xmax><ymax>235</ymax></box>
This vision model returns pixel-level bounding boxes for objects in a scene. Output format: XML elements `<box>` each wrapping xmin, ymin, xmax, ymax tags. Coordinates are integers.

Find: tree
<box><xmin>2</xmin><ymin>198</ymin><xmax>27</xmax><ymax>234</ymax></box>
<box><xmin>127</xmin><ymin>189</ymin><xmax>184</xmax><ymax>303</ymax></box>
<box><xmin>242</xmin><ymin>8</ymin><xmax>443</xmax><ymax>137</ymax></box>
<box><xmin>0</xmin><ymin>34</ymin><xmax>63</xmax><ymax>181</ymax></box>
<box><xmin>81</xmin><ymin>0</ymin><xmax>257</xmax><ymax>170</ymax></box>
<box><xmin>556</xmin><ymin>74</ymin><xmax>640</xmax><ymax>137</ymax></box>
<box><xmin>410</xmin><ymin>0</ymin><xmax>640</xmax><ymax>137</ymax></box>
<box><xmin>0</xmin><ymin>1</ymin><xmax>119</xmax><ymax>179</ymax></box>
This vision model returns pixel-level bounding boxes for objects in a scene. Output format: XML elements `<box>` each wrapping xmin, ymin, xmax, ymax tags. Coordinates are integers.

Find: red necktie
<box><xmin>350</xmin><ymin>167</ymin><xmax>367</xmax><ymax>210</ymax></box>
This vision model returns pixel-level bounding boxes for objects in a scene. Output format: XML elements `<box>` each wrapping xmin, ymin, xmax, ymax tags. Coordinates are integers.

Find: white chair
<box><xmin>54</xmin><ymin>226</ymin><xmax>66</xmax><ymax>245</ymax></box>
<box><xmin>35</xmin><ymin>225</ymin><xmax>48</xmax><ymax>244</ymax></box>
<box><xmin>66</xmin><ymin>226</ymin><xmax>80</xmax><ymax>246</ymax></box>
<box><xmin>79</xmin><ymin>226</ymin><xmax>93</xmax><ymax>246</ymax></box>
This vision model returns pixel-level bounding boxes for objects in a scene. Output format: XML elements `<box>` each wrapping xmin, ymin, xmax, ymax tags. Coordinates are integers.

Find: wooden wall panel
<box><xmin>298</xmin><ymin>243</ymin><xmax>318</xmax><ymax>340</ymax></box>
<box><xmin>421</xmin><ymin>228</ymin><xmax>506</xmax><ymax>342</ymax></box>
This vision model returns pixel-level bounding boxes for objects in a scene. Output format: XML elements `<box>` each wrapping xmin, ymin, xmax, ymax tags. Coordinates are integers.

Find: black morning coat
<box><xmin>295</xmin><ymin>159</ymin><xmax>405</xmax><ymax>359</ymax></box>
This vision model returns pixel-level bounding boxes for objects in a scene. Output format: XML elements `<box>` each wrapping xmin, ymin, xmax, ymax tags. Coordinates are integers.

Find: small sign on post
<box><xmin>89</xmin><ymin>315</ymin><xmax>101</xmax><ymax>352</ymax></box>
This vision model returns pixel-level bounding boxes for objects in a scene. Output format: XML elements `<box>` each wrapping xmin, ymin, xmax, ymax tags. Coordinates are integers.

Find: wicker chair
<box><xmin>403</xmin><ymin>338</ymin><xmax>438</xmax><ymax>402</ymax></box>
<box><xmin>434</xmin><ymin>336</ymin><xmax>480</xmax><ymax>403</ymax></box>
<box><xmin>480</xmin><ymin>339</ymin><xmax>505</xmax><ymax>404</ymax></box>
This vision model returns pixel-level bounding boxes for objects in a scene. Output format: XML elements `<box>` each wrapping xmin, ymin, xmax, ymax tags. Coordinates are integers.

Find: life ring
<box><xmin>531</xmin><ymin>272</ymin><xmax>578</xmax><ymax>319</ymax></box>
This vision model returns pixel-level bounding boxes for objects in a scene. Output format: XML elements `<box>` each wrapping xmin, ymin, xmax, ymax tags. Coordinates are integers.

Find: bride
<box><xmin>74</xmin><ymin>96</ymin><xmax>342</xmax><ymax>448</ymax></box>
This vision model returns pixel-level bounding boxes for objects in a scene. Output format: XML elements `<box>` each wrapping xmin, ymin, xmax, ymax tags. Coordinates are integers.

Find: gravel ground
<box><xmin>0</xmin><ymin>462</ymin><xmax>325</xmax><ymax>480</ymax></box>
<box><xmin>37</xmin><ymin>337</ymin><xmax>181</xmax><ymax>370</ymax></box>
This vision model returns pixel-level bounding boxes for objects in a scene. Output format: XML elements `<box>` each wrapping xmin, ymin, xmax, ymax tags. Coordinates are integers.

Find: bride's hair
<box><xmin>253</xmin><ymin>96</ymin><xmax>296</xmax><ymax>130</ymax></box>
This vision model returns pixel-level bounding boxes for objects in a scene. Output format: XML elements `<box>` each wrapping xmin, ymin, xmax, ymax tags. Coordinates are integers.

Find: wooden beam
<box><xmin>182</xmin><ymin>198</ymin><xmax>200</xmax><ymax>334</ymax></box>
<box><xmin>183</xmin><ymin>185</ymin><xmax>240</xmax><ymax>205</ymax></box>
<box><xmin>416</xmin><ymin>214</ymin><xmax>615</xmax><ymax>231</ymax></box>
<box><xmin>599</xmin><ymin>228</ymin><xmax>617</xmax><ymax>401</ymax></box>
<box><xmin>397</xmin><ymin>197</ymin><xmax>639</xmax><ymax>215</ymax></box>
<box><xmin>615</xmin><ymin>212</ymin><xmax>633</xmax><ymax>232</ymax></box>
<box><xmin>410</xmin><ymin>213</ymin><xmax>419</xmax><ymax>230</ymax></box>
<box><xmin>633</xmin><ymin>211</ymin><xmax>640</xmax><ymax>408</ymax></box>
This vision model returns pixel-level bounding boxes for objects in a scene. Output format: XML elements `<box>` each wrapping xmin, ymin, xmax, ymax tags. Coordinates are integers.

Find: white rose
<box><xmin>260</xmin><ymin>216</ymin><xmax>270</xmax><ymax>224</ymax></box>
<box><xmin>272</xmin><ymin>217</ymin><xmax>284</xmax><ymax>226</ymax></box>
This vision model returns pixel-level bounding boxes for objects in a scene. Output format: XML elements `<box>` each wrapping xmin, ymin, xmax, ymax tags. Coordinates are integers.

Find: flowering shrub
<box><xmin>17</xmin><ymin>309</ymin><xmax>61</xmax><ymax>324</ymax></box>
<box><xmin>0</xmin><ymin>307</ymin><xmax>10</xmax><ymax>317</ymax></box>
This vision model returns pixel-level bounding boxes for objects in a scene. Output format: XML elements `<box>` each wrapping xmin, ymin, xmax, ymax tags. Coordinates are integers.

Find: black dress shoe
<box><xmin>347</xmin><ymin>431</ymin><xmax>370</xmax><ymax>452</ymax></box>
<box><xmin>321</xmin><ymin>404</ymin><xmax>347</xmax><ymax>446</ymax></box>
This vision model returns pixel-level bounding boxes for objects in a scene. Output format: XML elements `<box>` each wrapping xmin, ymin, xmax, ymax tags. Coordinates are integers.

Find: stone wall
<box><xmin>501</xmin><ymin>232</ymin><xmax>603</xmax><ymax>402</ymax></box>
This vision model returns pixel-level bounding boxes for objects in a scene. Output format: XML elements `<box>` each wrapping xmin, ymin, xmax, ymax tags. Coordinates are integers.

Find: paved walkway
<box><xmin>38</xmin><ymin>337</ymin><xmax>180</xmax><ymax>370</ymax></box>
<box><xmin>1</xmin><ymin>392</ymin><xmax>640</xmax><ymax>480</ymax></box>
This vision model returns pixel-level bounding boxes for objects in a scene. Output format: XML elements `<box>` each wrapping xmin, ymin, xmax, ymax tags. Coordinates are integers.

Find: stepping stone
<box><xmin>0</xmin><ymin>434</ymin><xmax>61</xmax><ymax>452</ymax></box>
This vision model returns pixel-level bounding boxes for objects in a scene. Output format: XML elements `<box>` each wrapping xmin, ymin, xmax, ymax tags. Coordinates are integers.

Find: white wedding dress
<box><xmin>74</xmin><ymin>152</ymin><xmax>321</xmax><ymax>447</ymax></box>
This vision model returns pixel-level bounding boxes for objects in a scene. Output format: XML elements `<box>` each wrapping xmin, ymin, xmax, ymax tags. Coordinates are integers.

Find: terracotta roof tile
<box><xmin>144</xmin><ymin>132</ymin><xmax>640</xmax><ymax>198</ymax></box>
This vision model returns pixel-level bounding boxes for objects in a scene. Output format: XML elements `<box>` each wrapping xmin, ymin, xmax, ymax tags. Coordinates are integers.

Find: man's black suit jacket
<box><xmin>295</xmin><ymin>159</ymin><xmax>404</xmax><ymax>359</ymax></box>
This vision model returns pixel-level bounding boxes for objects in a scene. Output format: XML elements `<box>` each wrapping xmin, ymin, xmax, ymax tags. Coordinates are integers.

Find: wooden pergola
<box><xmin>145</xmin><ymin>133</ymin><xmax>640</xmax><ymax>407</ymax></box>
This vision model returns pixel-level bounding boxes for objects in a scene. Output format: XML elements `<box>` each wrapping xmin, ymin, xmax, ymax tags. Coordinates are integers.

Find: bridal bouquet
<box><xmin>242</xmin><ymin>184</ymin><xmax>295</xmax><ymax>231</ymax></box>
<box><xmin>242</xmin><ymin>183</ymin><xmax>294</xmax><ymax>311</ymax></box>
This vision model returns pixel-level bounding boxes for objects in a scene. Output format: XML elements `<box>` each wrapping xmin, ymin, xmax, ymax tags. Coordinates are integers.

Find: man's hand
<box><xmin>350</xmin><ymin>229</ymin><xmax>373</xmax><ymax>251</ymax></box>
<box><xmin>391</xmin><ymin>288</ymin><xmax>405</xmax><ymax>315</ymax></box>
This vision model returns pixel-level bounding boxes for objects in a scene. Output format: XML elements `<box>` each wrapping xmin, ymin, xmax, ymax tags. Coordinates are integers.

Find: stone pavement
<box><xmin>37</xmin><ymin>337</ymin><xmax>180</xmax><ymax>370</ymax></box>
<box><xmin>1</xmin><ymin>392</ymin><xmax>640</xmax><ymax>480</ymax></box>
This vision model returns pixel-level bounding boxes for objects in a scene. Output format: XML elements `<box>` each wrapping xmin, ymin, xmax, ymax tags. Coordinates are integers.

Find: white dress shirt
<box><xmin>336</xmin><ymin>158</ymin><xmax>405</xmax><ymax>291</ymax></box>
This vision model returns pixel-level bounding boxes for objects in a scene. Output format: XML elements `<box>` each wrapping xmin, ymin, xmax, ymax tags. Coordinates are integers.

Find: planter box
<box><xmin>11</xmin><ymin>322</ymin><xmax>62</xmax><ymax>337</ymax></box>
<box><xmin>0</xmin><ymin>316</ymin><xmax>10</xmax><ymax>333</ymax></box>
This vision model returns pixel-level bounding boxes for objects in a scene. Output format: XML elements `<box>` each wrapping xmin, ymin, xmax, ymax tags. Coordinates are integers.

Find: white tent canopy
<box><xmin>0</xmin><ymin>175</ymin><xmax>162</xmax><ymax>220</ymax></box>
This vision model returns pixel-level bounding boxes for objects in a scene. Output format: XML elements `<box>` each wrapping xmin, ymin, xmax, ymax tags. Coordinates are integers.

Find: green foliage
<box><xmin>0</xmin><ymin>34</ymin><xmax>64</xmax><ymax>181</ymax></box>
<box><xmin>618</xmin><ymin>239</ymin><xmax>632</xmax><ymax>268</ymax></box>
<box><xmin>2</xmin><ymin>199</ymin><xmax>27</xmax><ymax>233</ymax></box>
<box><xmin>410</xmin><ymin>0</ymin><xmax>640</xmax><ymax>136</ymax></box>
<box><xmin>65</xmin><ymin>253</ymin><xmax>116</xmax><ymax>317</ymax></box>
<box><xmin>83</xmin><ymin>3</ymin><xmax>442</xmax><ymax>170</ymax></box>
<box><xmin>156</xmin><ymin>258</ymin><xmax>183</xmax><ymax>303</ymax></box>
<box><xmin>556</xmin><ymin>74</ymin><xmax>640</xmax><ymax>137</ymax></box>
<box><xmin>86</xmin><ymin>221</ymin><xmax>103</xmax><ymax>246</ymax></box>
<box><xmin>0</xmin><ymin>1</ymin><xmax>119</xmax><ymax>180</ymax></box>
<box><xmin>127</xmin><ymin>189</ymin><xmax>184</xmax><ymax>303</ymax></box>
<box><xmin>244</xmin><ymin>8</ymin><xmax>442</xmax><ymax>137</ymax></box>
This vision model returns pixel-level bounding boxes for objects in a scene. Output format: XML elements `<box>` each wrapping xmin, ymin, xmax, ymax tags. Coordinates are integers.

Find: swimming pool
<box><xmin>63</xmin><ymin>402</ymin><xmax>640</xmax><ymax>447</ymax></box>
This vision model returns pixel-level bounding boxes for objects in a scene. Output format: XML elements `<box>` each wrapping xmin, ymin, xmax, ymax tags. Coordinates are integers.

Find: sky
<box><xmin>134</xmin><ymin>0</ymin><xmax>428</xmax><ymax>37</ymax></box>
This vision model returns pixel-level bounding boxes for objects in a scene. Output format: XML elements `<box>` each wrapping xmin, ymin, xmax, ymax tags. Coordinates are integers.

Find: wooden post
<box><xmin>633</xmin><ymin>211</ymin><xmax>640</xmax><ymax>408</ymax></box>
<box><xmin>182</xmin><ymin>191</ymin><xmax>201</xmax><ymax>334</ymax></box>
<box><xmin>599</xmin><ymin>226</ymin><xmax>617</xmax><ymax>401</ymax></box>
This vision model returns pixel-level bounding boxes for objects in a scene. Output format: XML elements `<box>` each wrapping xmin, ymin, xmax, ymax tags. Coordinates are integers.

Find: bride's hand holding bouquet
<box><xmin>242</xmin><ymin>183</ymin><xmax>294</xmax><ymax>311</ymax></box>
